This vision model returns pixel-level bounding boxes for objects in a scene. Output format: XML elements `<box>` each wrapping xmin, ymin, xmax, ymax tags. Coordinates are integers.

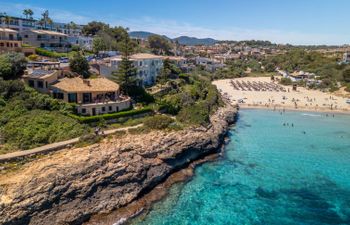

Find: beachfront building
<box><xmin>51</xmin><ymin>77</ymin><xmax>131</xmax><ymax>116</ymax></box>
<box><xmin>0</xmin><ymin>28</ymin><xmax>22</xmax><ymax>54</ymax></box>
<box><xmin>21</xmin><ymin>29</ymin><xmax>70</xmax><ymax>52</ymax></box>
<box><xmin>99</xmin><ymin>53</ymin><xmax>163</xmax><ymax>86</ymax></box>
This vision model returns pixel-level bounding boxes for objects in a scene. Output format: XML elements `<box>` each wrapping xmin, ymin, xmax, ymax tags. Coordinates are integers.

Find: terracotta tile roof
<box><xmin>109</xmin><ymin>53</ymin><xmax>163</xmax><ymax>61</ymax></box>
<box><xmin>52</xmin><ymin>77</ymin><xmax>119</xmax><ymax>93</ymax></box>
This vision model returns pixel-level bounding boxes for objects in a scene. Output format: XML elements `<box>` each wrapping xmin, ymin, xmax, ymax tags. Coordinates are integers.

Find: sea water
<box><xmin>130</xmin><ymin>109</ymin><xmax>350</xmax><ymax>225</ymax></box>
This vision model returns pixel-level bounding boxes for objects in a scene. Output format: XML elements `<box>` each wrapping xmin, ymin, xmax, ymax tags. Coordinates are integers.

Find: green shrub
<box><xmin>35</xmin><ymin>48</ymin><xmax>67</xmax><ymax>58</ymax></box>
<box><xmin>0</xmin><ymin>52</ymin><xmax>27</xmax><ymax>80</ymax></box>
<box><xmin>144</xmin><ymin>115</ymin><xmax>174</xmax><ymax>130</ymax></box>
<box><xmin>280</xmin><ymin>77</ymin><xmax>293</xmax><ymax>85</ymax></box>
<box><xmin>27</xmin><ymin>54</ymin><xmax>39</xmax><ymax>61</ymax></box>
<box><xmin>70</xmin><ymin>107</ymin><xmax>153</xmax><ymax>123</ymax></box>
<box><xmin>1</xmin><ymin>110</ymin><xmax>88</xmax><ymax>150</ymax></box>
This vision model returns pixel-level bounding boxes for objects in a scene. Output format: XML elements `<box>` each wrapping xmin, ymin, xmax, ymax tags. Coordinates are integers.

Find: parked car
<box><xmin>346</xmin><ymin>99</ymin><xmax>350</xmax><ymax>104</ymax></box>
<box><xmin>59</xmin><ymin>57</ymin><xmax>69</xmax><ymax>63</ymax></box>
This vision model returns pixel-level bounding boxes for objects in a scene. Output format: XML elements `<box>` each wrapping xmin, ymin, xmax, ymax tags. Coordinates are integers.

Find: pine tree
<box><xmin>158</xmin><ymin>58</ymin><xmax>171</xmax><ymax>85</ymax></box>
<box><xmin>112</xmin><ymin>35</ymin><xmax>137</xmax><ymax>93</ymax></box>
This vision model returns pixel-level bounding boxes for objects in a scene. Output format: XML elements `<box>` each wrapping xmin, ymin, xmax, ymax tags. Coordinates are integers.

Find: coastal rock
<box><xmin>0</xmin><ymin>104</ymin><xmax>237</xmax><ymax>225</ymax></box>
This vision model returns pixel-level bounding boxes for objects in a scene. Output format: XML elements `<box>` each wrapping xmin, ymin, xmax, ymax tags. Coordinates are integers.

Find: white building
<box><xmin>195</xmin><ymin>56</ymin><xmax>224</xmax><ymax>72</ymax></box>
<box><xmin>342</xmin><ymin>52</ymin><xmax>350</xmax><ymax>64</ymax></box>
<box><xmin>99</xmin><ymin>53</ymin><xmax>163</xmax><ymax>86</ymax></box>
<box><xmin>68</xmin><ymin>36</ymin><xmax>93</xmax><ymax>50</ymax></box>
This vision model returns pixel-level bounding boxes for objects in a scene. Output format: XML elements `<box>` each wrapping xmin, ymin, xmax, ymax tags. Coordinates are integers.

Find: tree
<box><xmin>0</xmin><ymin>53</ymin><xmax>27</xmax><ymax>80</ymax></box>
<box><xmin>112</xmin><ymin>35</ymin><xmax>137</xmax><ymax>92</ymax></box>
<box><xmin>40</xmin><ymin>10</ymin><xmax>51</xmax><ymax>29</ymax></box>
<box><xmin>148</xmin><ymin>35</ymin><xmax>172</xmax><ymax>55</ymax></box>
<box><xmin>92</xmin><ymin>36</ymin><xmax>108</xmax><ymax>54</ymax></box>
<box><xmin>23</xmin><ymin>9</ymin><xmax>33</xmax><ymax>19</ymax></box>
<box><xmin>158</xmin><ymin>58</ymin><xmax>172</xmax><ymax>84</ymax></box>
<box><xmin>69</xmin><ymin>52</ymin><xmax>90</xmax><ymax>78</ymax></box>
<box><xmin>82</xmin><ymin>21</ymin><xmax>109</xmax><ymax>36</ymax></box>
<box><xmin>343</xmin><ymin>69</ymin><xmax>350</xmax><ymax>83</ymax></box>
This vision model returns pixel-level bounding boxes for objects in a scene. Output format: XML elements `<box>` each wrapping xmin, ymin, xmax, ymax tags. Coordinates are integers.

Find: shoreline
<box><xmin>85</xmin><ymin>123</ymin><xmax>235</xmax><ymax>224</ymax></box>
<box><xmin>213</xmin><ymin>78</ymin><xmax>350</xmax><ymax>115</ymax></box>
<box><xmin>85</xmin><ymin>151</ymin><xmax>224</xmax><ymax>225</ymax></box>
<box><xmin>239</xmin><ymin>104</ymin><xmax>350</xmax><ymax>115</ymax></box>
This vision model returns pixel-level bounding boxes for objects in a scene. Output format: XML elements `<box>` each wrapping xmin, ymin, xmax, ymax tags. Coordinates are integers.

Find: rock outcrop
<box><xmin>0</xmin><ymin>104</ymin><xmax>237</xmax><ymax>225</ymax></box>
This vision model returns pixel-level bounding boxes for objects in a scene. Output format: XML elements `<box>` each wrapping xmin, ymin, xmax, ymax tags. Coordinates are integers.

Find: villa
<box><xmin>51</xmin><ymin>77</ymin><xmax>131</xmax><ymax>116</ymax></box>
<box><xmin>98</xmin><ymin>53</ymin><xmax>163</xmax><ymax>86</ymax></box>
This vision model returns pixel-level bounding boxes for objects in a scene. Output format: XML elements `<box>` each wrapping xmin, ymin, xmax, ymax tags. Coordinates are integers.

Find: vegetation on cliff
<box><xmin>0</xmin><ymin>79</ymin><xmax>88</xmax><ymax>153</ymax></box>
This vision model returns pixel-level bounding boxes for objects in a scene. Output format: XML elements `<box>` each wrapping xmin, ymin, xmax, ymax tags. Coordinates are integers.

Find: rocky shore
<box><xmin>0</xmin><ymin>103</ymin><xmax>237</xmax><ymax>225</ymax></box>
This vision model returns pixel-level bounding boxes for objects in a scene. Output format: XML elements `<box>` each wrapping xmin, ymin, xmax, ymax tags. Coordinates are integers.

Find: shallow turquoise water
<box><xmin>131</xmin><ymin>109</ymin><xmax>350</xmax><ymax>225</ymax></box>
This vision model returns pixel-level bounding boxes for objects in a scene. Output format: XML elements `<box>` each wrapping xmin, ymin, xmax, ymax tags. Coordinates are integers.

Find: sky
<box><xmin>1</xmin><ymin>0</ymin><xmax>350</xmax><ymax>45</ymax></box>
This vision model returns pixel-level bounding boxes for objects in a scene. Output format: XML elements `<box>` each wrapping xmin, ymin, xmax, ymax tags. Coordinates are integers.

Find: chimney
<box><xmin>83</xmin><ymin>79</ymin><xmax>91</xmax><ymax>86</ymax></box>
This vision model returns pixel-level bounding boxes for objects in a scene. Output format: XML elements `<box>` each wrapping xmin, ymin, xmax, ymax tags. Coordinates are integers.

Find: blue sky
<box><xmin>1</xmin><ymin>0</ymin><xmax>350</xmax><ymax>45</ymax></box>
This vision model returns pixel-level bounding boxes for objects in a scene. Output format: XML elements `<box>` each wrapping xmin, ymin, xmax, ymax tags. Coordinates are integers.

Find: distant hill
<box><xmin>129</xmin><ymin>31</ymin><xmax>218</xmax><ymax>46</ymax></box>
<box><xmin>174</xmin><ymin>36</ymin><xmax>218</xmax><ymax>46</ymax></box>
<box><xmin>129</xmin><ymin>31</ymin><xmax>171</xmax><ymax>41</ymax></box>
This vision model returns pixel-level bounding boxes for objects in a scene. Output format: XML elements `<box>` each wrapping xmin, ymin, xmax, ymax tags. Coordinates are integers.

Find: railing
<box><xmin>0</xmin><ymin>37</ymin><xmax>21</xmax><ymax>41</ymax></box>
<box><xmin>80</xmin><ymin>96</ymin><xmax>131</xmax><ymax>105</ymax></box>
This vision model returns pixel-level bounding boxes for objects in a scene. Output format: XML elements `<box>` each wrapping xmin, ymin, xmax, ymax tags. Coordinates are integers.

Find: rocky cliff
<box><xmin>0</xmin><ymin>104</ymin><xmax>237</xmax><ymax>225</ymax></box>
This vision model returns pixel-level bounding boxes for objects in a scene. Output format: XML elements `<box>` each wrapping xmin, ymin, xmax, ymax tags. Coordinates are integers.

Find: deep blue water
<box><xmin>131</xmin><ymin>109</ymin><xmax>350</xmax><ymax>225</ymax></box>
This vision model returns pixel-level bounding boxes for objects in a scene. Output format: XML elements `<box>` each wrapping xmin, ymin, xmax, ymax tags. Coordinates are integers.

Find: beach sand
<box><xmin>213</xmin><ymin>77</ymin><xmax>350</xmax><ymax>114</ymax></box>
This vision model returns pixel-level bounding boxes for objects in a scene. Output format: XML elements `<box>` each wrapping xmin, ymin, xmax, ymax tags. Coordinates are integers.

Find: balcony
<box><xmin>0</xmin><ymin>37</ymin><xmax>21</xmax><ymax>41</ymax></box>
<box><xmin>79</xmin><ymin>96</ymin><xmax>131</xmax><ymax>106</ymax></box>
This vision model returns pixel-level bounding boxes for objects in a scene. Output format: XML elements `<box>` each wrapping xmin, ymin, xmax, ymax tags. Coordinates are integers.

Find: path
<box><xmin>0</xmin><ymin>124</ymin><xmax>143</xmax><ymax>163</ymax></box>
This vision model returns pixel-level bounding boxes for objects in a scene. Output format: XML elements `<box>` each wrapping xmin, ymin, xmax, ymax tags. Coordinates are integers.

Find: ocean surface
<box><xmin>130</xmin><ymin>109</ymin><xmax>350</xmax><ymax>225</ymax></box>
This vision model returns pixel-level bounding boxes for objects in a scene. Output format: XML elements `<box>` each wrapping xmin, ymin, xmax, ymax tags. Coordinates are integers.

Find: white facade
<box><xmin>68</xmin><ymin>36</ymin><xmax>93</xmax><ymax>50</ymax></box>
<box><xmin>343</xmin><ymin>52</ymin><xmax>350</xmax><ymax>63</ymax></box>
<box><xmin>99</xmin><ymin>53</ymin><xmax>163</xmax><ymax>86</ymax></box>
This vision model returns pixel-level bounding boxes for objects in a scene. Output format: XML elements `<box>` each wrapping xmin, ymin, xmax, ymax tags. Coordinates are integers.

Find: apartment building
<box><xmin>99</xmin><ymin>53</ymin><xmax>163</xmax><ymax>86</ymax></box>
<box><xmin>0</xmin><ymin>28</ymin><xmax>22</xmax><ymax>53</ymax></box>
<box><xmin>21</xmin><ymin>29</ymin><xmax>70</xmax><ymax>52</ymax></box>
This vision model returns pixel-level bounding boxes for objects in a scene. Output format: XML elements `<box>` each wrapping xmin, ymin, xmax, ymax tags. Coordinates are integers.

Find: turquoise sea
<box><xmin>130</xmin><ymin>109</ymin><xmax>350</xmax><ymax>225</ymax></box>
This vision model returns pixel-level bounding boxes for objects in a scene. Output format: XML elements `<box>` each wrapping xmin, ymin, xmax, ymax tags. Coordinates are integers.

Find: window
<box><xmin>0</xmin><ymin>43</ymin><xmax>3</xmax><ymax>47</ymax></box>
<box><xmin>24</xmin><ymin>35</ymin><xmax>28</xmax><ymax>38</ymax></box>
<box><xmin>53</xmin><ymin>92</ymin><xmax>64</xmax><ymax>99</ymax></box>
<box><xmin>28</xmin><ymin>80</ymin><xmax>35</xmax><ymax>87</ymax></box>
<box><xmin>139</xmin><ymin>61</ymin><xmax>143</xmax><ymax>66</ymax></box>
<box><xmin>68</xmin><ymin>93</ymin><xmax>77</xmax><ymax>103</ymax></box>
<box><xmin>102</xmin><ymin>107</ymin><xmax>106</xmax><ymax>112</ymax></box>
<box><xmin>81</xmin><ymin>108</ymin><xmax>86</xmax><ymax>114</ymax></box>
<box><xmin>37</xmin><ymin>81</ymin><xmax>44</xmax><ymax>88</ymax></box>
<box><xmin>109</xmin><ymin>106</ymin><xmax>112</xmax><ymax>111</ymax></box>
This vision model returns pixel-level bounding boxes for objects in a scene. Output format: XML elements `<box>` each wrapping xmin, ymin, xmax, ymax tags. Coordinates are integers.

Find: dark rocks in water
<box><xmin>0</xmin><ymin>104</ymin><xmax>238</xmax><ymax>225</ymax></box>
<box><xmin>255</xmin><ymin>187</ymin><xmax>279</xmax><ymax>199</ymax></box>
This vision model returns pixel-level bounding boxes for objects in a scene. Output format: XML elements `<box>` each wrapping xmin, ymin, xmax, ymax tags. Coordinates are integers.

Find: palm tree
<box><xmin>41</xmin><ymin>10</ymin><xmax>49</xmax><ymax>29</ymax></box>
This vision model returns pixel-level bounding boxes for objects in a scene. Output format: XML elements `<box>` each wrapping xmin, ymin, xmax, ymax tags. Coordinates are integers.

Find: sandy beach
<box><xmin>213</xmin><ymin>77</ymin><xmax>350</xmax><ymax>114</ymax></box>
